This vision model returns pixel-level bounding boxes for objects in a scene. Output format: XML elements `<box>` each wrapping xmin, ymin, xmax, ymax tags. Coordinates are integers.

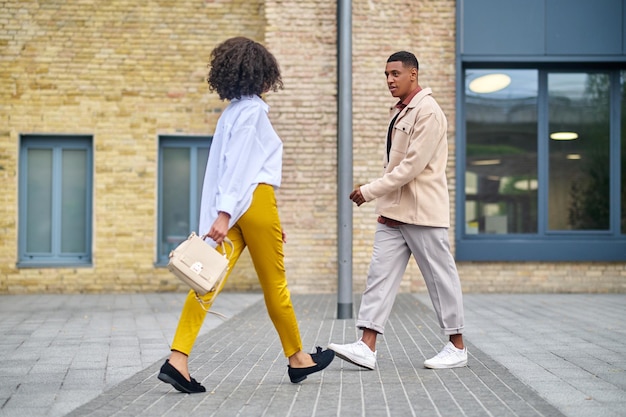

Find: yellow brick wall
<box><xmin>348</xmin><ymin>0</ymin><xmax>458</xmax><ymax>294</ymax></box>
<box><xmin>0</xmin><ymin>0</ymin><xmax>265</xmax><ymax>293</ymax></box>
<box><xmin>1</xmin><ymin>0</ymin><xmax>624</xmax><ymax>294</ymax></box>
<box><xmin>263</xmin><ymin>0</ymin><xmax>339</xmax><ymax>294</ymax></box>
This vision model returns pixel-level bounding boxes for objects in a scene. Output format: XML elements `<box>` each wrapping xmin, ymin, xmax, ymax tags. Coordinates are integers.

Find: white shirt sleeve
<box><xmin>215</xmin><ymin>115</ymin><xmax>262</xmax><ymax>216</ymax></box>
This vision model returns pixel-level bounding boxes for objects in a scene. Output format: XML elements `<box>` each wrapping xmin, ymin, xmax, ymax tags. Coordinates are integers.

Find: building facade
<box><xmin>1</xmin><ymin>0</ymin><xmax>624</xmax><ymax>295</ymax></box>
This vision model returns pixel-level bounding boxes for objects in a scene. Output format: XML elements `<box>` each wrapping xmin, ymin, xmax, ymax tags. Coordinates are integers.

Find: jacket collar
<box><xmin>392</xmin><ymin>88</ymin><xmax>433</xmax><ymax>118</ymax></box>
<box><xmin>406</xmin><ymin>87</ymin><xmax>432</xmax><ymax>108</ymax></box>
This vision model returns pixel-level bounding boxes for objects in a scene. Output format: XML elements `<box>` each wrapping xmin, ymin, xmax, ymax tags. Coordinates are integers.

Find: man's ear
<box><xmin>411</xmin><ymin>68</ymin><xmax>418</xmax><ymax>81</ymax></box>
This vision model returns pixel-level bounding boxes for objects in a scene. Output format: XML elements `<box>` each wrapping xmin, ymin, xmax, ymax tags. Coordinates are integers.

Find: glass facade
<box><xmin>460</xmin><ymin>68</ymin><xmax>625</xmax><ymax>260</ymax></box>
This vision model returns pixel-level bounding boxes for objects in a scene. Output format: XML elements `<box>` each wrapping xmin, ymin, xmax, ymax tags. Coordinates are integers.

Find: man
<box><xmin>328</xmin><ymin>51</ymin><xmax>466</xmax><ymax>370</ymax></box>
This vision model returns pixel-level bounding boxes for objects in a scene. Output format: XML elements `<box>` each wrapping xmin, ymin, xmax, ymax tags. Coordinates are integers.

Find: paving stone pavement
<box><xmin>0</xmin><ymin>292</ymin><xmax>624</xmax><ymax>417</ymax></box>
<box><xmin>0</xmin><ymin>292</ymin><xmax>261</xmax><ymax>417</ymax></box>
<box><xmin>445</xmin><ymin>293</ymin><xmax>626</xmax><ymax>417</ymax></box>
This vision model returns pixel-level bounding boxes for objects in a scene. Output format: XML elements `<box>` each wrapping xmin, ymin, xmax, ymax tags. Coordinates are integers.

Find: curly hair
<box><xmin>207</xmin><ymin>37</ymin><xmax>283</xmax><ymax>101</ymax></box>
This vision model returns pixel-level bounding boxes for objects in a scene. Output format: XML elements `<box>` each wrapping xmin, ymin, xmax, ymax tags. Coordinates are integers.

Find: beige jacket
<box><xmin>360</xmin><ymin>88</ymin><xmax>450</xmax><ymax>227</ymax></box>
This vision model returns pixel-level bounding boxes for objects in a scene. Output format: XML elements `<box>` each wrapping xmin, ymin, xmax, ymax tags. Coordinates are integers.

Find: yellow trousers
<box><xmin>171</xmin><ymin>184</ymin><xmax>303</xmax><ymax>358</ymax></box>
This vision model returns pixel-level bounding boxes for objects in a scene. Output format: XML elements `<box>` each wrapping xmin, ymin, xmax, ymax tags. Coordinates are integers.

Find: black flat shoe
<box><xmin>288</xmin><ymin>346</ymin><xmax>335</xmax><ymax>383</ymax></box>
<box><xmin>158</xmin><ymin>359</ymin><xmax>206</xmax><ymax>394</ymax></box>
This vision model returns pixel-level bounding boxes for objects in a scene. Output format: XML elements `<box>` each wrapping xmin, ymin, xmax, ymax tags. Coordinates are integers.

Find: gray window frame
<box><xmin>156</xmin><ymin>135</ymin><xmax>212</xmax><ymax>266</ymax></box>
<box><xmin>455</xmin><ymin>64</ymin><xmax>626</xmax><ymax>261</ymax></box>
<box><xmin>18</xmin><ymin>134</ymin><xmax>93</xmax><ymax>267</ymax></box>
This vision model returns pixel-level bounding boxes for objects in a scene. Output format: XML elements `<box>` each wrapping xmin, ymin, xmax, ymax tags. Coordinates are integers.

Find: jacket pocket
<box><xmin>391</xmin><ymin>121</ymin><xmax>411</xmax><ymax>154</ymax></box>
<box><xmin>378</xmin><ymin>188</ymin><xmax>402</xmax><ymax>207</ymax></box>
<box><xmin>389</xmin><ymin>121</ymin><xmax>410</xmax><ymax>167</ymax></box>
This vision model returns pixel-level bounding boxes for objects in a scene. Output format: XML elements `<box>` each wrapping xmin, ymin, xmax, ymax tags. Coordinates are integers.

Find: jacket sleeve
<box><xmin>361</xmin><ymin>111</ymin><xmax>443</xmax><ymax>202</ymax></box>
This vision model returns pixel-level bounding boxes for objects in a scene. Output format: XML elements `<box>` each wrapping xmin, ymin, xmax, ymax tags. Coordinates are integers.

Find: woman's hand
<box><xmin>203</xmin><ymin>211</ymin><xmax>231</xmax><ymax>244</ymax></box>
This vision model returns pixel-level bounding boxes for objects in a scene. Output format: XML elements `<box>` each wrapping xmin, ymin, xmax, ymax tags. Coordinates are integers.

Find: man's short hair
<box><xmin>387</xmin><ymin>51</ymin><xmax>419</xmax><ymax>70</ymax></box>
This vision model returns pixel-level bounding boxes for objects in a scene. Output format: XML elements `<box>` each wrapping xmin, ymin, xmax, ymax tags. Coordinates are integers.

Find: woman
<box><xmin>158</xmin><ymin>37</ymin><xmax>334</xmax><ymax>394</ymax></box>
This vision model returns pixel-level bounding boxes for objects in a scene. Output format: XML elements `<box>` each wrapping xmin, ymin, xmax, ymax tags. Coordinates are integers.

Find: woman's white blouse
<box><xmin>198</xmin><ymin>95</ymin><xmax>282</xmax><ymax>242</ymax></box>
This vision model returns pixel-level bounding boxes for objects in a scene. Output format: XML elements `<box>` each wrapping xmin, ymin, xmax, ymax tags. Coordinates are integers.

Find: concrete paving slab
<box><xmin>0</xmin><ymin>292</ymin><xmax>261</xmax><ymax>417</ymax></box>
<box><xmin>433</xmin><ymin>293</ymin><xmax>626</xmax><ymax>417</ymax></box>
<box><xmin>1</xmin><ymin>292</ymin><xmax>624</xmax><ymax>417</ymax></box>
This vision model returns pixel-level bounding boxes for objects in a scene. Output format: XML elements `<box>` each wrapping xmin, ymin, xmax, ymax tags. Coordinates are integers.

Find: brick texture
<box><xmin>0</xmin><ymin>0</ymin><xmax>624</xmax><ymax>294</ymax></box>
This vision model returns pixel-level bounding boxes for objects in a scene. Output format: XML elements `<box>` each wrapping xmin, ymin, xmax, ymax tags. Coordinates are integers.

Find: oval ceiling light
<box><xmin>514</xmin><ymin>179</ymin><xmax>538</xmax><ymax>191</ymax></box>
<box><xmin>470</xmin><ymin>159</ymin><xmax>501</xmax><ymax>166</ymax></box>
<box><xmin>550</xmin><ymin>132</ymin><xmax>578</xmax><ymax>140</ymax></box>
<box><xmin>468</xmin><ymin>73</ymin><xmax>511</xmax><ymax>94</ymax></box>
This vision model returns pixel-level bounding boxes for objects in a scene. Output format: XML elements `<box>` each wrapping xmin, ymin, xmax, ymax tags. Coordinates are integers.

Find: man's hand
<box><xmin>350</xmin><ymin>187</ymin><xmax>366</xmax><ymax>207</ymax></box>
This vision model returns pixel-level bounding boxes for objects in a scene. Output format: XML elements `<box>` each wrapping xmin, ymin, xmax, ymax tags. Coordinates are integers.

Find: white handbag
<box><xmin>167</xmin><ymin>232</ymin><xmax>233</xmax><ymax>313</ymax></box>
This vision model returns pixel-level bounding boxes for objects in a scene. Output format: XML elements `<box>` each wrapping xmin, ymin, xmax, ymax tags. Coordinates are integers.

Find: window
<box><xmin>18</xmin><ymin>135</ymin><xmax>93</xmax><ymax>266</ymax></box>
<box><xmin>465</xmin><ymin>69</ymin><xmax>538</xmax><ymax>235</ymax></box>
<box><xmin>548</xmin><ymin>72</ymin><xmax>611</xmax><ymax>232</ymax></box>
<box><xmin>157</xmin><ymin>136</ymin><xmax>210</xmax><ymax>265</ymax></box>
<box><xmin>457</xmin><ymin>67</ymin><xmax>626</xmax><ymax>261</ymax></box>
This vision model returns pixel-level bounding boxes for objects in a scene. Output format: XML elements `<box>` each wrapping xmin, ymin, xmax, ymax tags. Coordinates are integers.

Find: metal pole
<box><xmin>336</xmin><ymin>0</ymin><xmax>353</xmax><ymax>319</ymax></box>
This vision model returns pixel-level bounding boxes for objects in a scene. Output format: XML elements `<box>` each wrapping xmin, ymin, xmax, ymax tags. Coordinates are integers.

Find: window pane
<box><xmin>465</xmin><ymin>69</ymin><xmax>538</xmax><ymax>234</ymax></box>
<box><xmin>620</xmin><ymin>71</ymin><xmax>626</xmax><ymax>234</ymax></box>
<box><xmin>622</xmin><ymin>71</ymin><xmax>626</xmax><ymax>234</ymax></box>
<box><xmin>26</xmin><ymin>148</ymin><xmax>53</xmax><ymax>252</ymax></box>
<box><xmin>548</xmin><ymin>73</ymin><xmax>610</xmax><ymax>231</ymax></box>
<box><xmin>161</xmin><ymin>148</ymin><xmax>190</xmax><ymax>257</ymax></box>
<box><xmin>61</xmin><ymin>149</ymin><xmax>87</xmax><ymax>253</ymax></box>
<box><xmin>196</xmin><ymin>147</ymin><xmax>209</xmax><ymax>227</ymax></box>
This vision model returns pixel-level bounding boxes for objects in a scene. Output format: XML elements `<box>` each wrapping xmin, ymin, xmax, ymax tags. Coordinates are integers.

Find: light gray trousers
<box><xmin>356</xmin><ymin>223</ymin><xmax>465</xmax><ymax>336</ymax></box>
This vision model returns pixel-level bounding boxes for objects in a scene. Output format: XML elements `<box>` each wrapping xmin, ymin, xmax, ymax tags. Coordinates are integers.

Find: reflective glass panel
<box><xmin>548</xmin><ymin>73</ymin><xmax>610</xmax><ymax>231</ymax></box>
<box><xmin>161</xmin><ymin>147</ymin><xmax>191</xmax><ymax>257</ymax></box>
<box><xmin>622</xmin><ymin>71</ymin><xmax>626</xmax><ymax>234</ymax></box>
<box><xmin>465</xmin><ymin>69</ymin><xmax>538</xmax><ymax>234</ymax></box>
<box><xmin>26</xmin><ymin>149</ymin><xmax>53</xmax><ymax>252</ymax></box>
<box><xmin>61</xmin><ymin>149</ymin><xmax>87</xmax><ymax>253</ymax></box>
<box><xmin>196</xmin><ymin>147</ymin><xmax>209</xmax><ymax>221</ymax></box>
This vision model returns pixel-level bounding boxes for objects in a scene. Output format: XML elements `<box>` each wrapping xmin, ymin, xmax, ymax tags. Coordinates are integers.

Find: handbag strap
<box><xmin>194</xmin><ymin>291</ymin><xmax>228</xmax><ymax>319</ymax></box>
<box><xmin>220</xmin><ymin>238</ymin><xmax>234</xmax><ymax>258</ymax></box>
<box><xmin>200</xmin><ymin>234</ymin><xmax>234</xmax><ymax>259</ymax></box>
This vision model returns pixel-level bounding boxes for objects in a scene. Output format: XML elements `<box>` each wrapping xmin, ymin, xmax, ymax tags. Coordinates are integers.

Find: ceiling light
<box><xmin>566</xmin><ymin>154</ymin><xmax>582</xmax><ymax>160</ymax></box>
<box><xmin>550</xmin><ymin>132</ymin><xmax>578</xmax><ymax>140</ymax></box>
<box><xmin>470</xmin><ymin>159</ymin><xmax>501</xmax><ymax>166</ymax></box>
<box><xmin>514</xmin><ymin>179</ymin><xmax>538</xmax><ymax>191</ymax></box>
<box><xmin>468</xmin><ymin>74</ymin><xmax>511</xmax><ymax>94</ymax></box>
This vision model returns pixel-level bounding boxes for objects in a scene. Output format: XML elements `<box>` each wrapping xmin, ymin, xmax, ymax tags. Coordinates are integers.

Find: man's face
<box><xmin>385</xmin><ymin>61</ymin><xmax>416</xmax><ymax>101</ymax></box>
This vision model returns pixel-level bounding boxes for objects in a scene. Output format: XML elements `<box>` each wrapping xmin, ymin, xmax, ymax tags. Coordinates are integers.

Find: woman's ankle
<box><xmin>169</xmin><ymin>350</ymin><xmax>191</xmax><ymax>380</ymax></box>
<box><xmin>288</xmin><ymin>350</ymin><xmax>315</xmax><ymax>368</ymax></box>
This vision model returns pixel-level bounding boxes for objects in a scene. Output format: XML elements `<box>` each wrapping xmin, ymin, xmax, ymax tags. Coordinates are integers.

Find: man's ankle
<box><xmin>361</xmin><ymin>330</ymin><xmax>378</xmax><ymax>352</ymax></box>
<box><xmin>449</xmin><ymin>334</ymin><xmax>464</xmax><ymax>350</ymax></box>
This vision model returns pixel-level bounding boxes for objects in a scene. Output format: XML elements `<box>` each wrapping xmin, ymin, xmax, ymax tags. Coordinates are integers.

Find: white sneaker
<box><xmin>328</xmin><ymin>340</ymin><xmax>377</xmax><ymax>370</ymax></box>
<box><xmin>424</xmin><ymin>342</ymin><xmax>468</xmax><ymax>369</ymax></box>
